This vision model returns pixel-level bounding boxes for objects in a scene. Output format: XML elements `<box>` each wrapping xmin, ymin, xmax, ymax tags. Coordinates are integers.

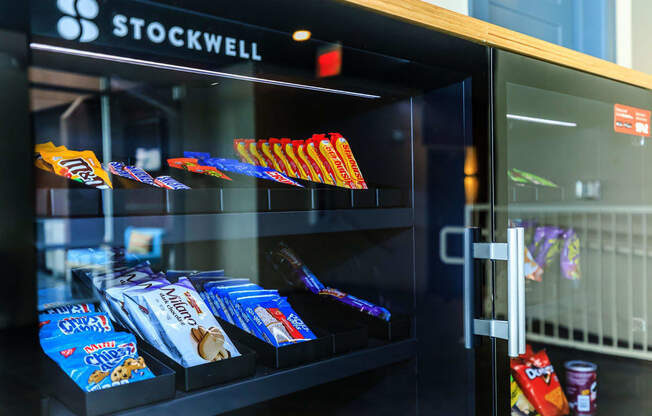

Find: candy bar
<box><xmin>294</xmin><ymin>139</ymin><xmax>323</xmax><ymax>183</ymax></box>
<box><xmin>282</xmin><ymin>138</ymin><xmax>311</xmax><ymax>180</ymax></box>
<box><xmin>39</xmin><ymin>312</ymin><xmax>114</xmax><ymax>340</ymax></box>
<box><xmin>246</xmin><ymin>139</ymin><xmax>268</xmax><ymax>167</ymax></box>
<box><xmin>107</xmin><ymin>161</ymin><xmax>133</xmax><ymax>179</ymax></box>
<box><xmin>267</xmin><ymin>242</ymin><xmax>325</xmax><ymax>294</ymax></box>
<box><xmin>206</xmin><ymin>280</ymin><xmax>258</xmax><ymax>326</ymax></box>
<box><xmin>329</xmin><ymin>133</ymin><xmax>367</xmax><ymax>189</ymax></box>
<box><xmin>185</xmin><ymin>154</ymin><xmax>302</xmax><ymax>187</ymax></box>
<box><xmin>233</xmin><ymin>138</ymin><xmax>257</xmax><ymax>165</ymax></box>
<box><xmin>257</xmin><ymin>139</ymin><xmax>285</xmax><ymax>173</ymax></box>
<box><xmin>306</xmin><ymin>137</ymin><xmax>336</xmax><ymax>185</ymax></box>
<box><xmin>167</xmin><ymin>157</ymin><xmax>232</xmax><ymax>180</ymax></box>
<box><xmin>319</xmin><ymin>288</ymin><xmax>391</xmax><ymax>321</ymax></box>
<box><xmin>314</xmin><ymin>134</ymin><xmax>355</xmax><ymax>188</ymax></box>
<box><xmin>269</xmin><ymin>138</ymin><xmax>297</xmax><ymax>177</ymax></box>
<box><xmin>40</xmin><ymin>331</ymin><xmax>154</xmax><ymax>392</ymax></box>
<box><xmin>124</xmin><ymin>165</ymin><xmax>158</xmax><ymax>187</ymax></box>
<box><xmin>154</xmin><ymin>175</ymin><xmax>191</xmax><ymax>190</ymax></box>
<box><xmin>36</xmin><ymin>144</ymin><xmax>112</xmax><ymax>189</ymax></box>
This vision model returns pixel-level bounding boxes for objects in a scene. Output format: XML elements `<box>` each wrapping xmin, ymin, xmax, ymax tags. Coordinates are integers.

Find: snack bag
<box><xmin>524</xmin><ymin>247</ymin><xmax>543</xmax><ymax>282</ymax></box>
<box><xmin>314</xmin><ymin>134</ymin><xmax>356</xmax><ymax>188</ymax></box>
<box><xmin>38</xmin><ymin>146</ymin><xmax>112</xmax><ymax>189</ymax></box>
<box><xmin>43</xmin><ymin>304</ymin><xmax>95</xmax><ymax>315</ymax></box>
<box><xmin>154</xmin><ymin>175</ymin><xmax>190</xmax><ymax>190</ymax></box>
<box><xmin>124</xmin><ymin>277</ymin><xmax>240</xmax><ymax>367</ymax></box>
<box><xmin>104</xmin><ymin>275</ymin><xmax>170</xmax><ymax>339</ymax></box>
<box><xmin>40</xmin><ymin>331</ymin><xmax>154</xmax><ymax>391</ymax></box>
<box><xmin>227</xmin><ymin>289</ymin><xmax>279</xmax><ymax>335</ymax></box>
<box><xmin>267</xmin><ymin>242</ymin><xmax>326</xmax><ymax>294</ymax></box>
<box><xmin>94</xmin><ymin>263</ymin><xmax>155</xmax><ymax>291</ymax></box>
<box><xmin>269</xmin><ymin>138</ymin><xmax>297</xmax><ymax>177</ymax></box>
<box><xmin>206</xmin><ymin>281</ymin><xmax>258</xmax><ymax>325</ymax></box>
<box><xmin>39</xmin><ymin>312</ymin><xmax>114</xmax><ymax>340</ymax></box>
<box><xmin>282</xmin><ymin>139</ymin><xmax>310</xmax><ymax>180</ymax></box>
<box><xmin>306</xmin><ymin>137</ymin><xmax>336</xmax><ymax>185</ymax></box>
<box><xmin>511</xmin><ymin>347</ymin><xmax>569</xmax><ymax>416</ymax></box>
<box><xmin>245</xmin><ymin>139</ymin><xmax>268</xmax><ymax>167</ymax></box>
<box><xmin>329</xmin><ymin>133</ymin><xmax>367</xmax><ymax>189</ymax></box>
<box><xmin>107</xmin><ymin>161</ymin><xmax>133</xmax><ymax>179</ymax></box>
<box><xmin>531</xmin><ymin>227</ymin><xmax>564</xmax><ymax>269</ymax></box>
<box><xmin>561</xmin><ymin>229</ymin><xmax>580</xmax><ymax>280</ymax></box>
<box><xmin>512</xmin><ymin>374</ymin><xmax>540</xmax><ymax>416</ymax></box>
<box><xmin>167</xmin><ymin>157</ymin><xmax>232</xmax><ymax>180</ymax></box>
<box><xmin>123</xmin><ymin>165</ymin><xmax>158</xmax><ymax>187</ymax></box>
<box><xmin>509</xmin><ymin>168</ymin><xmax>558</xmax><ymax>188</ymax></box>
<box><xmin>233</xmin><ymin>139</ymin><xmax>257</xmax><ymax>165</ymax></box>
<box><xmin>35</xmin><ymin>141</ymin><xmax>67</xmax><ymax>153</ymax></box>
<box><xmin>294</xmin><ymin>140</ymin><xmax>323</xmax><ymax>183</ymax></box>
<box><xmin>257</xmin><ymin>140</ymin><xmax>285</xmax><ymax>173</ymax></box>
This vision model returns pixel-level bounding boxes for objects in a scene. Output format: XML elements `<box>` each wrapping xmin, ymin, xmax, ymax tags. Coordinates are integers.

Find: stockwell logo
<box><xmin>56</xmin><ymin>0</ymin><xmax>99</xmax><ymax>42</ymax></box>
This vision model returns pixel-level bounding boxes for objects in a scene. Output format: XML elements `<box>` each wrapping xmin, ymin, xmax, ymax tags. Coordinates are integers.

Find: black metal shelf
<box><xmin>36</xmin><ymin>208</ymin><xmax>413</xmax><ymax>249</ymax></box>
<box><xmin>45</xmin><ymin>338</ymin><xmax>416</xmax><ymax>416</ymax></box>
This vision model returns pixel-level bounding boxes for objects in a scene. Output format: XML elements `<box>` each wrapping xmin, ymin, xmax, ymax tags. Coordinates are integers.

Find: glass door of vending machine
<box><xmin>15</xmin><ymin>1</ymin><xmax>498</xmax><ymax>415</ymax></box>
<box><xmin>489</xmin><ymin>49</ymin><xmax>652</xmax><ymax>415</ymax></box>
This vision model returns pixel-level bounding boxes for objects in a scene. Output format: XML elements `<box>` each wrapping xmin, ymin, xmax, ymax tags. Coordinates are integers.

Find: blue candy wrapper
<box><xmin>204</xmin><ymin>280</ymin><xmax>252</xmax><ymax>323</ymax></box>
<box><xmin>43</xmin><ymin>304</ymin><xmax>95</xmax><ymax>315</ymax></box>
<box><xmin>39</xmin><ymin>312</ymin><xmax>114</xmax><ymax>340</ymax></box>
<box><xmin>183</xmin><ymin>152</ymin><xmax>302</xmax><ymax>187</ymax></box>
<box><xmin>41</xmin><ymin>331</ymin><xmax>155</xmax><ymax>392</ymax></box>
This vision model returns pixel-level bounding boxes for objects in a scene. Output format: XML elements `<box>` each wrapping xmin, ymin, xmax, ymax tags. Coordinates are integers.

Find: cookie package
<box><xmin>39</xmin><ymin>312</ymin><xmax>115</xmax><ymax>340</ymax></box>
<box><xmin>42</xmin><ymin>303</ymin><xmax>96</xmax><ymax>315</ymax></box>
<box><xmin>123</xmin><ymin>277</ymin><xmax>240</xmax><ymax>367</ymax></box>
<box><xmin>41</xmin><ymin>331</ymin><xmax>154</xmax><ymax>392</ymax></box>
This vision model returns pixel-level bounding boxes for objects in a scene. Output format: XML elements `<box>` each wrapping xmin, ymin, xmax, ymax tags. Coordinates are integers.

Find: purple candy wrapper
<box><xmin>184</xmin><ymin>152</ymin><xmax>302</xmax><ymax>187</ymax></box>
<box><xmin>531</xmin><ymin>226</ymin><xmax>564</xmax><ymax>268</ymax></box>
<box><xmin>154</xmin><ymin>175</ymin><xmax>190</xmax><ymax>190</ymax></box>
<box><xmin>267</xmin><ymin>242</ymin><xmax>326</xmax><ymax>294</ymax></box>
<box><xmin>318</xmin><ymin>288</ymin><xmax>391</xmax><ymax>321</ymax></box>
<box><xmin>561</xmin><ymin>228</ymin><xmax>581</xmax><ymax>280</ymax></box>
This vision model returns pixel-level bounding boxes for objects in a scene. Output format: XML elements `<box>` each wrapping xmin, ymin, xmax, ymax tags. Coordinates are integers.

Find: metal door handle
<box><xmin>440</xmin><ymin>226</ymin><xmax>465</xmax><ymax>265</ymax></box>
<box><xmin>464</xmin><ymin>227</ymin><xmax>525</xmax><ymax>357</ymax></box>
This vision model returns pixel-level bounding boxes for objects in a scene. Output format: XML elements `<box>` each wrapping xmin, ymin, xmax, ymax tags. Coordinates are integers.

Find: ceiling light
<box><xmin>292</xmin><ymin>30</ymin><xmax>311</xmax><ymax>42</ymax></box>
<box><xmin>507</xmin><ymin>114</ymin><xmax>577</xmax><ymax>127</ymax></box>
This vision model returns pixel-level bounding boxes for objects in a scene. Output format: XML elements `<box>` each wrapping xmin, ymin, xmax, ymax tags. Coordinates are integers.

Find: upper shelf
<box><xmin>36</xmin><ymin>208</ymin><xmax>413</xmax><ymax>249</ymax></box>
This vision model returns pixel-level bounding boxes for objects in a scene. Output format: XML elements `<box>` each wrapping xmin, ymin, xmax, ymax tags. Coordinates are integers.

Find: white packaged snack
<box><xmin>124</xmin><ymin>277</ymin><xmax>240</xmax><ymax>367</ymax></box>
<box><xmin>121</xmin><ymin>278</ymin><xmax>174</xmax><ymax>357</ymax></box>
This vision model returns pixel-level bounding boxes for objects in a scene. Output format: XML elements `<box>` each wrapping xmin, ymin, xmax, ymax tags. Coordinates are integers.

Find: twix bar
<box><xmin>329</xmin><ymin>133</ymin><xmax>367</xmax><ymax>189</ymax></box>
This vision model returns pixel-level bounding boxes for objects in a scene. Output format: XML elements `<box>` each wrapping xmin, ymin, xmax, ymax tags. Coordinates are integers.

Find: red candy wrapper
<box><xmin>511</xmin><ymin>346</ymin><xmax>569</xmax><ymax>416</ymax></box>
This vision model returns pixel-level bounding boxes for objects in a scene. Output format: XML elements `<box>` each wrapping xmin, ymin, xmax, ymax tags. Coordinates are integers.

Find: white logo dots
<box><xmin>56</xmin><ymin>0</ymin><xmax>99</xmax><ymax>42</ymax></box>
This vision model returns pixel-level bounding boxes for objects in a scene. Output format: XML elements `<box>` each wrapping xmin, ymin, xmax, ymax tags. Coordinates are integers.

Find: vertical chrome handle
<box><xmin>506</xmin><ymin>228</ymin><xmax>525</xmax><ymax>357</ymax></box>
<box><xmin>517</xmin><ymin>227</ymin><xmax>526</xmax><ymax>355</ymax></box>
<box><xmin>465</xmin><ymin>226</ymin><xmax>526</xmax><ymax>358</ymax></box>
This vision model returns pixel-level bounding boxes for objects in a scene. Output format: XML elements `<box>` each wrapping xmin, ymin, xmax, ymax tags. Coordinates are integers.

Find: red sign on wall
<box><xmin>614</xmin><ymin>103</ymin><xmax>650</xmax><ymax>137</ymax></box>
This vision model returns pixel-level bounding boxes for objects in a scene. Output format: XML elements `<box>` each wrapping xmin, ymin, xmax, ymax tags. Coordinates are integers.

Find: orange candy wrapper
<box><xmin>314</xmin><ymin>134</ymin><xmax>355</xmax><ymax>188</ymax></box>
<box><xmin>36</xmin><ymin>142</ymin><xmax>112</xmax><ymax>189</ymax></box>
<box><xmin>511</xmin><ymin>345</ymin><xmax>569</xmax><ymax>416</ymax></box>
<box><xmin>258</xmin><ymin>140</ymin><xmax>285</xmax><ymax>173</ymax></box>
<box><xmin>233</xmin><ymin>139</ymin><xmax>256</xmax><ymax>165</ymax></box>
<box><xmin>329</xmin><ymin>133</ymin><xmax>367</xmax><ymax>189</ymax></box>
<box><xmin>294</xmin><ymin>140</ymin><xmax>323</xmax><ymax>183</ymax></box>
<box><xmin>306</xmin><ymin>138</ymin><xmax>335</xmax><ymax>185</ymax></box>
<box><xmin>167</xmin><ymin>157</ymin><xmax>232</xmax><ymax>180</ymax></box>
<box><xmin>246</xmin><ymin>139</ymin><xmax>267</xmax><ymax>167</ymax></box>
<box><xmin>269</xmin><ymin>138</ymin><xmax>297</xmax><ymax>178</ymax></box>
<box><xmin>282</xmin><ymin>139</ymin><xmax>310</xmax><ymax>181</ymax></box>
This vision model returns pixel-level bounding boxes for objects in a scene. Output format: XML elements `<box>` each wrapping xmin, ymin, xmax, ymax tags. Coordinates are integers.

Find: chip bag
<box><xmin>512</xmin><ymin>374</ymin><xmax>540</xmax><ymax>416</ymax></box>
<box><xmin>511</xmin><ymin>346</ymin><xmax>569</xmax><ymax>416</ymax></box>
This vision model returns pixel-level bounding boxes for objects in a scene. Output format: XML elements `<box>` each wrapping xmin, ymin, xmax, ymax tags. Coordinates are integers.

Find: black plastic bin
<box><xmin>39</xmin><ymin>350</ymin><xmax>175</xmax><ymax>416</ymax></box>
<box><xmin>166</xmin><ymin>188</ymin><xmax>221</xmax><ymax>214</ymax></box>
<box><xmin>217</xmin><ymin>318</ymin><xmax>332</xmax><ymax>369</ymax></box>
<box><xmin>285</xmin><ymin>292</ymin><xmax>368</xmax><ymax>354</ymax></box>
<box><xmin>138</xmin><ymin>339</ymin><xmax>256</xmax><ymax>391</ymax></box>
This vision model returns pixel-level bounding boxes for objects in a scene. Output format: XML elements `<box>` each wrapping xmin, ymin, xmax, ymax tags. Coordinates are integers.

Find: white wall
<box><xmin>631</xmin><ymin>0</ymin><xmax>652</xmax><ymax>74</ymax></box>
<box><xmin>419</xmin><ymin>0</ymin><xmax>469</xmax><ymax>16</ymax></box>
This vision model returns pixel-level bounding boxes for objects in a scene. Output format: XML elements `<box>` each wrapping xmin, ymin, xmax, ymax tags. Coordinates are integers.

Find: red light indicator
<box><xmin>317</xmin><ymin>45</ymin><xmax>341</xmax><ymax>78</ymax></box>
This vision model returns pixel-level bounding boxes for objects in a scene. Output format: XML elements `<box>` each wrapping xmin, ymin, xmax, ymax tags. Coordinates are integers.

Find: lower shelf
<box><xmin>46</xmin><ymin>338</ymin><xmax>417</xmax><ymax>416</ymax></box>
